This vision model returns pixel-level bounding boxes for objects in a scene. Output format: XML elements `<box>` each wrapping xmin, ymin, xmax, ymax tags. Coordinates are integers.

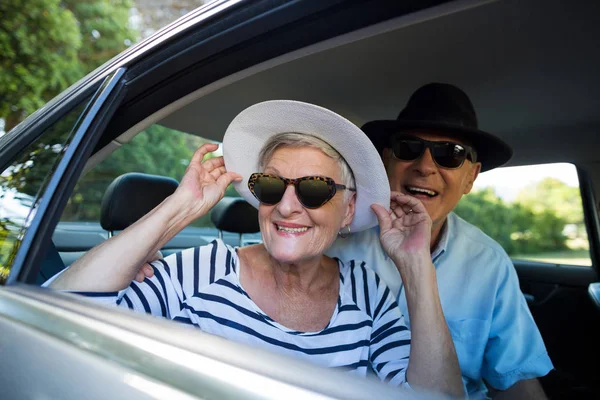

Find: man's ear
<box><xmin>382</xmin><ymin>148</ymin><xmax>392</xmax><ymax>166</ymax></box>
<box><xmin>342</xmin><ymin>192</ymin><xmax>356</xmax><ymax>229</ymax></box>
<box><xmin>463</xmin><ymin>162</ymin><xmax>482</xmax><ymax>195</ymax></box>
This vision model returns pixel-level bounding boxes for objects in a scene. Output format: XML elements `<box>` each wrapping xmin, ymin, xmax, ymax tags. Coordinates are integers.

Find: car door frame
<box><xmin>5</xmin><ymin>68</ymin><xmax>128</xmax><ymax>284</ymax></box>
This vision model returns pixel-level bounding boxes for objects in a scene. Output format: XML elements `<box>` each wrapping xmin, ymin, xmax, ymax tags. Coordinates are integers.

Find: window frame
<box><xmin>6</xmin><ymin>69</ymin><xmax>127</xmax><ymax>285</ymax></box>
<box><xmin>578</xmin><ymin>166</ymin><xmax>600</xmax><ymax>275</ymax></box>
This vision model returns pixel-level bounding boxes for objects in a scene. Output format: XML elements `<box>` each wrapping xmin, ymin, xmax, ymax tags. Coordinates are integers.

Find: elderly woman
<box><xmin>47</xmin><ymin>101</ymin><xmax>462</xmax><ymax>396</ymax></box>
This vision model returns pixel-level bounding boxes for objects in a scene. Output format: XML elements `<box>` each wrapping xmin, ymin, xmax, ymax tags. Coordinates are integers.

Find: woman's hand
<box><xmin>374</xmin><ymin>192</ymin><xmax>463</xmax><ymax>397</ymax></box>
<box><xmin>371</xmin><ymin>192</ymin><xmax>432</xmax><ymax>269</ymax></box>
<box><xmin>172</xmin><ymin>143</ymin><xmax>242</xmax><ymax>221</ymax></box>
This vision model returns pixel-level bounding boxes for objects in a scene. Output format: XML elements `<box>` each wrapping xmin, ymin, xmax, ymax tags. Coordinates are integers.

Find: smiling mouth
<box><xmin>276</xmin><ymin>224</ymin><xmax>309</xmax><ymax>233</ymax></box>
<box><xmin>405</xmin><ymin>186</ymin><xmax>439</xmax><ymax>197</ymax></box>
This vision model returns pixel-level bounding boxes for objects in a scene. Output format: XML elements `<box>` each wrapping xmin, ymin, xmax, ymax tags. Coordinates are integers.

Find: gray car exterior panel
<box><xmin>0</xmin><ymin>284</ymin><xmax>440</xmax><ymax>399</ymax></box>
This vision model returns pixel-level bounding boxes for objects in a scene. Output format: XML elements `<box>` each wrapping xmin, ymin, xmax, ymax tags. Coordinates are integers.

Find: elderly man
<box><xmin>327</xmin><ymin>83</ymin><xmax>553</xmax><ymax>398</ymax></box>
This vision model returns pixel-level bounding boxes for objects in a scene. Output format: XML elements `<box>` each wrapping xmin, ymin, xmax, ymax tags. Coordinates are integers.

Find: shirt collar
<box><xmin>431</xmin><ymin>213</ymin><xmax>452</xmax><ymax>262</ymax></box>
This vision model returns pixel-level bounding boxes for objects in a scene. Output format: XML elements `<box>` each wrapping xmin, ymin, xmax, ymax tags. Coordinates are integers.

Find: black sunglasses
<box><xmin>391</xmin><ymin>135</ymin><xmax>478</xmax><ymax>169</ymax></box>
<box><xmin>248</xmin><ymin>173</ymin><xmax>356</xmax><ymax>209</ymax></box>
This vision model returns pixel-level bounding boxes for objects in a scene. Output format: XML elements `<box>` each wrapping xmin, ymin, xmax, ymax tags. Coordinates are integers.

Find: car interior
<box><xmin>20</xmin><ymin>0</ymin><xmax>600</xmax><ymax>397</ymax></box>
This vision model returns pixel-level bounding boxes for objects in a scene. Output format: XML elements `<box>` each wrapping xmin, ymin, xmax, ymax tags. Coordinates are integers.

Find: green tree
<box><xmin>455</xmin><ymin>188</ymin><xmax>517</xmax><ymax>253</ymax></box>
<box><xmin>0</xmin><ymin>0</ymin><xmax>136</xmax><ymax>132</ymax></box>
<box><xmin>0</xmin><ymin>0</ymin><xmax>82</xmax><ymax>130</ymax></box>
<box><xmin>63</xmin><ymin>0</ymin><xmax>135</xmax><ymax>76</ymax></box>
<box><xmin>455</xmin><ymin>187</ymin><xmax>568</xmax><ymax>255</ymax></box>
<box><xmin>61</xmin><ymin>125</ymin><xmax>228</xmax><ymax>227</ymax></box>
<box><xmin>516</xmin><ymin>178</ymin><xmax>583</xmax><ymax>225</ymax></box>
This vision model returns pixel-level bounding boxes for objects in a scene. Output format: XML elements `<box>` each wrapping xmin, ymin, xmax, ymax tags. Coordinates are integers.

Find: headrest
<box><xmin>210</xmin><ymin>197</ymin><xmax>260</xmax><ymax>234</ymax></box>
<box><xmin>101</xmin><ymin>172</ymin><xmax>179</xmax><ymax>231</ymax></box>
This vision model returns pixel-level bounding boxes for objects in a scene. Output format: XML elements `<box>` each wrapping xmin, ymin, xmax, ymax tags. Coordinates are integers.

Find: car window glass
<box><xmin>60</xmin><ymin>124</ymin><xmax>240</xmax><ymax>229</ymax></box>
<box><xmin>455</xmin><ymin>163</ymin><xmax>591</xmax><ymax>267</ymax></box>
<box><xmin>0</xmin><ymin>99</ymin><xmax>92</xmax><ymax>283</ymax></box>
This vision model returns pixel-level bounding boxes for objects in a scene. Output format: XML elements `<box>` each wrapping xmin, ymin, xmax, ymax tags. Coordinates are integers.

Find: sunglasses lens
<box><xmin>431</xmin><ymin>143</ymin><xmax>467</xmax><ymax>168</ymax></box>
<box><xmin>392</xmin><ymin>139</ymin><xmax>424</xmax><ymax>160</ymax></box>
<box><xmin>297</xmin><ymin>179</ymin><xmax>333</xmax><ymax>208</ymax></box>
<box><xmin>253</xmin><ymin>176</ymin><xmax>286</xmax><ymax>204</ymax></box>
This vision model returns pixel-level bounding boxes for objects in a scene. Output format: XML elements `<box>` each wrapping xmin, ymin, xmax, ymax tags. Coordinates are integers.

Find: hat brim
<box><xmin>223</xmin><ymin>100</ymin><xmax>390</xmax><ymax>232</ymax></box>
<box><xmin>362</xmin><ymin>120</ymin><xmax>513</xmax><ymax>172</ymax></box>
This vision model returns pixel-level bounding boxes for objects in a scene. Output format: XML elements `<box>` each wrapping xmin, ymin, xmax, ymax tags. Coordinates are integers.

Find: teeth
<box><xmin>277</xmin><ymin>225</ymin><xmax>308</xmax><ymax>233</ymax></box>
<box><xmin>407</xmin><ymin>186</ymin><xmax>437</xmax><ymax>196</ymax></box>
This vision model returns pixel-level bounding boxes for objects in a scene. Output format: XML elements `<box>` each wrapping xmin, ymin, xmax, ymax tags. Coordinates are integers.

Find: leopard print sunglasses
<box><xmin>248</xmin><ymin>173</ymin><xmax>356</xmax><ymax>209</ymax></box>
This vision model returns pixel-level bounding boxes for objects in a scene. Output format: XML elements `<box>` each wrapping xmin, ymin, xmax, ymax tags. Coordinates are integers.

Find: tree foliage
<box><xmin>63</xmin><ymin>0</ymin><xmax>135</xmax><ymax>75</ymax></box>
<box><xmin>0</xmin><ymin>0</ymin><xmax>135</xmax><ymax>132</ymax></box>
<box><xmin>517</xmin><ymin>177</ymin><xmax>584</xmax><ymax>224</ymax></box>
<box><xmin>0</xmin><ymin>0</ymin><xmax>82</xmax><ymax>130</ymax></box>
<box><xmin>61</xmin><ymin>125</ymin><xmax>231</xmax><ymax>227</ymax></box>
<box><xmin>454</xmin><ymin>182</ymin><xmax>575</xmax><ymax>256</ymax></box>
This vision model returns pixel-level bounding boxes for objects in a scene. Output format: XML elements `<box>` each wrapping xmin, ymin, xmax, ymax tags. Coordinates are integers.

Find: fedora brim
<box><xmin>361</xmin><ymin>120</ymin><xmax>513</xmax><ymax>172</ymax></box>
<box><xmin>223</xmin><ymin>100</ymin><xmax>390</xmax><ymax>232</ymax></box>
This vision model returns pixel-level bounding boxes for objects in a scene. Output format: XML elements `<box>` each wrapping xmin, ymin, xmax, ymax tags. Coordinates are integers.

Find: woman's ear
<box><xmin>342</xmin><ymin>192</ymin><xmax>356</xmax><ymax>228</ymax></box>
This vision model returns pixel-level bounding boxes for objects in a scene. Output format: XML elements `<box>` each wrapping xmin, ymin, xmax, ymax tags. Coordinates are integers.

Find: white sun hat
<box><xmin>222</xmin><ymin>100</ymin><xmax>390</xmax><ymax>232</ymax></box>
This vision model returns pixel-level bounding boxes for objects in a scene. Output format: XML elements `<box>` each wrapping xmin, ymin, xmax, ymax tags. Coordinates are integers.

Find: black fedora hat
<box><xmin>361</xmin><ymin>83</ymin><xmax>512</xmax><ymax>172</ymax></box>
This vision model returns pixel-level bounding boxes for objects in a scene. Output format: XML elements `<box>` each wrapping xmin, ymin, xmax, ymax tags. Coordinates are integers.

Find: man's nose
<box><xmin>412</xmin><ymin>148</ymin><xmax>437</xmax><ymax>176</ymax></box>
<box><xmin>276</xmin><ymin>184</ymin><xmax>303</xmax><ymax>215</ymax></box>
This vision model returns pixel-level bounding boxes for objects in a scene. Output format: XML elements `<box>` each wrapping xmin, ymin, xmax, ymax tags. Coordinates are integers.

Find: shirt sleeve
<box><xmin>482</xmin><ymin>257</ymin><xmax>554</xmax><ymax>389</ymax></box>
<box><xmin>368</xmin><ymin>270</ymin><xmax>412</xmax><ymax>386</ymax></box>
<box><xmin>42</xmin><ymin>240</ymin><xmax>235</xmax><ymax>322</ymax></box>
<box><xmin>46</xmin><ymin>253</ymin><xmax>187</xmax><ymax>319</ymax></box>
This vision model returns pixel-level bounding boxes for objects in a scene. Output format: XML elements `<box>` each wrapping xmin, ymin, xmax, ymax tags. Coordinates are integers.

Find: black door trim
<box><xmin>8</xmin><ymin>69</ymin><xmax>128</xmax><ymax>284</ymax></box>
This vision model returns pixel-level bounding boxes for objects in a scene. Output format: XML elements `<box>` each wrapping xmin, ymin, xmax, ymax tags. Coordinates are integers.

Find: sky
<box><xmin>474</xmin><ymin>163</ymin><xmax>579</xmax><ymax>202</ymax></box>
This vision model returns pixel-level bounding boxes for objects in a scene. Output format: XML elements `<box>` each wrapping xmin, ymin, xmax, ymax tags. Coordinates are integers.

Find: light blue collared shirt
<box><xmin>326</xmin><ymin>212</ymin><xmax>553</xmax><ymax>398</ymax></box>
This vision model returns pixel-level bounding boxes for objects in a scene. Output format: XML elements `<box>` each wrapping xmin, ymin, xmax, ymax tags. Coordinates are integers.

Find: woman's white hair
<box><xmin>258</xmin><ymin>132</ymin><xmax>356</xmax><ymax>202</ymax></box>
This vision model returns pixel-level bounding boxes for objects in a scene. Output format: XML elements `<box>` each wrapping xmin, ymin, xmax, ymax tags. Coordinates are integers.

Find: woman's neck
<box><xmin>238</xmin><ymin>245</ymin><xmax>339</xmax><ymax>332</ymax></box>
<box><xmin>240</xmin><ymin>245</ymin><xmax>336</xmax><ymax>295</ymax></box>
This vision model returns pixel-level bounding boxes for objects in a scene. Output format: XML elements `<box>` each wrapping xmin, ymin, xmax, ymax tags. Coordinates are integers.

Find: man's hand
<box><xmin>133</xmin><ymin>251</ymin><xmax>161</xmax><ymax>283</ymax></box>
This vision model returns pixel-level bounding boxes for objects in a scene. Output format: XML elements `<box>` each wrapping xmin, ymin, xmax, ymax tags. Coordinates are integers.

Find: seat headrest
<box><xmin>210</xmin><ymin>197</ymin><xmax>260</xmax><ymax>234</ymax></box>
<box><xmin>101</xmin><ymin>172</ymin><xmax>178</xmax><ymax>231</ymax></box>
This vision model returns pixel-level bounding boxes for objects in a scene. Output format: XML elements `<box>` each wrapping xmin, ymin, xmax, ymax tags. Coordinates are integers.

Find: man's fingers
<box><xmin>143</xmin><ymin>265</ymin><xmax>155</xmax><ymax>278</ymax></box>
<box><xmin>135</xmin><ymin>271</ymin><xmax>145</xmax><ymax>283</ymax></box>
<box><xmin>371</xmin><ymin>204</ymin><xmax>392</xmax><ymax>232</ymax></box>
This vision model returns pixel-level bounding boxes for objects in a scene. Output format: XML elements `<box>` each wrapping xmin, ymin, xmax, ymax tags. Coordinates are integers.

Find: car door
<box><xmin>515</xmin><ymin>167</ymin><xmax>600</xmax><ymax>398</ymax></box>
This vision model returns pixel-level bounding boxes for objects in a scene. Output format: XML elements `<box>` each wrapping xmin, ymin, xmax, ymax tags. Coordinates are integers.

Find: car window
<box><xmin>455</xmin><ymin>163</ymin><xmax>591</xmax><ymax>267</ymax></box>
<box><xmin>0</xmin><ymin>98</ymin><xmax>92</xmax><ymax>283</ymax></box>
<box><xmin>59</xmin><ymin>124</ymin><xmax>240</xmax><ymax>229</ymax></box>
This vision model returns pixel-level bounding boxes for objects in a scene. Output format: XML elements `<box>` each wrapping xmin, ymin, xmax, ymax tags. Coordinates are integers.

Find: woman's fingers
<box><xmin>209</xmin><ymin>166</ymin><xmax>227</xmax><ymax>180</ymax></box>
<box><xmin>371</xmin><ymin>204</ymin><xmax>392</xmax><ymax>232</ymax></box>
<box><xmin>216</xmin><ymin>171</ymin><xmax>243</xmax><ymax>190</ymax></box>
<box><xmin>203</xmin><ymin>156</ymin><xmax>225</xmax><ymax>173</ymax></box>
<box><xmin>390</xmin><ymin>191</ymin><xmax>427</xmax><ymax>216</ymax></box>
<box><xmin>189</xmin><ymin>143</ymin><xmax>220</xmax><ymax>167</ymax></box>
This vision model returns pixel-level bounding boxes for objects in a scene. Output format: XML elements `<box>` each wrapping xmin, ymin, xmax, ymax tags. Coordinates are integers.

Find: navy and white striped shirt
<box><xmin>53</xmin><ymin>240</ymin><xmax>411</xmax><ymax>385</ymax></box>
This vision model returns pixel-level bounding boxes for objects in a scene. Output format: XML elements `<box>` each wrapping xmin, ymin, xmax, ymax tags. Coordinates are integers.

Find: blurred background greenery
<box><xmin>0</xmin><ymin>0</ymin><xmax>209</xmax><ymax>133</ymax></box>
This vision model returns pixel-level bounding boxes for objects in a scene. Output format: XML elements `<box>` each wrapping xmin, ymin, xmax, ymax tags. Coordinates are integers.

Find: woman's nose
<box><xmin>276</xmin><ymin>184</ymin><xmax>303</xmax><ymax>215</ymax></box>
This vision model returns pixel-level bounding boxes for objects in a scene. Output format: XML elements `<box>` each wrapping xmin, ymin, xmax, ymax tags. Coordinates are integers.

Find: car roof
<box><xmin>155</xmin><ymin>0</ymin><xmax>600</xmax><ymax>169</ymax></box>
